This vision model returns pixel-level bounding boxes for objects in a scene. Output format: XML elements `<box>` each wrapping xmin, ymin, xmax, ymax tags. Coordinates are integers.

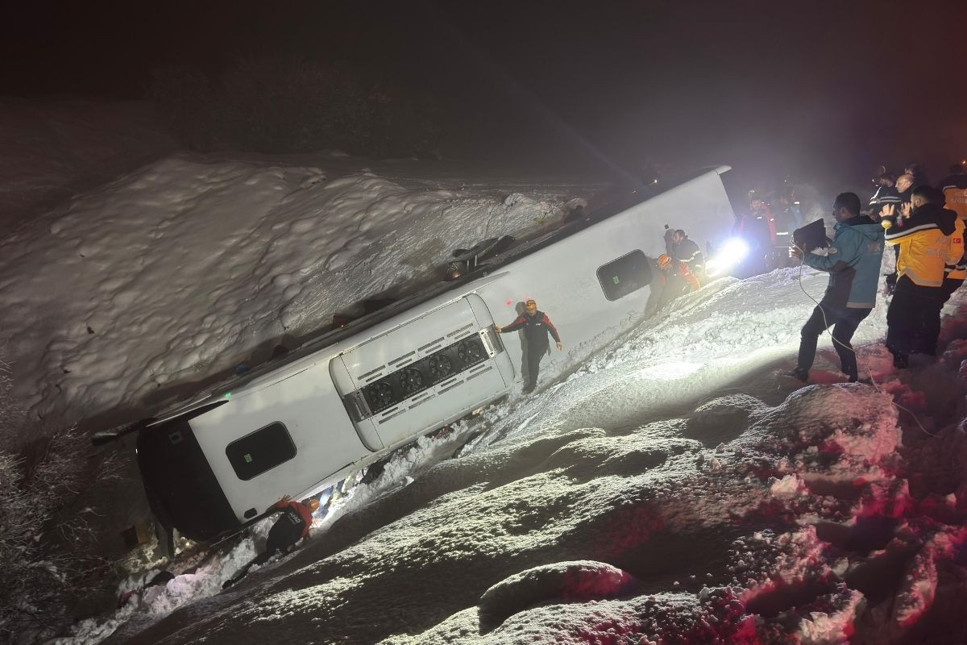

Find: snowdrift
<box><xmin>0</xmin><ymin>153</ymin><xmax>581</xmax><ymax>429</ymax></box>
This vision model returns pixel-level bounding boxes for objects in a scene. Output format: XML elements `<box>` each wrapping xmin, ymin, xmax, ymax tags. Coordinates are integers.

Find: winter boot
<box><xmin>788</xmin><ymin>367</ymin><xmax>809</xmax><ymax>382</ymax></box>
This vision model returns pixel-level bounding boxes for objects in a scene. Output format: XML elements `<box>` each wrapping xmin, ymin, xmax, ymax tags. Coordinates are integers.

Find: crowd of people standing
<box><xmin>790</xmin><ymin>161</ymin><xmax>967</xmax><ymax>381</ymax></box>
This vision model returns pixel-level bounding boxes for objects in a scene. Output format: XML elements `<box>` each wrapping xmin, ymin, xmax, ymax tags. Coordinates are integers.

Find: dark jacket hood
<box><xmin>912</xmin><ymin>202</ymin><xmax>958</xmax><ymax>235</ymax></box>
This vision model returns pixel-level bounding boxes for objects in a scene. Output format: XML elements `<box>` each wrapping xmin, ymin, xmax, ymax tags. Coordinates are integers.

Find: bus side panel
<box><xmin>476</xmin><ymin>170</ymin><xmax>735</xmax><ymax>385</ymax></box>
<box><xmin>189</xmin><ymin>362</ymin><xmax>369</xmax><ymax>524</ymax></box>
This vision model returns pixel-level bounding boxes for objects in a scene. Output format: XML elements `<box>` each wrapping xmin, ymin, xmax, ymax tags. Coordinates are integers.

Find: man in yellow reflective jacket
<box><xmin>882</xmin><ymin>186</ymin><xmax>960</xmax><ymax>366</ymax></box>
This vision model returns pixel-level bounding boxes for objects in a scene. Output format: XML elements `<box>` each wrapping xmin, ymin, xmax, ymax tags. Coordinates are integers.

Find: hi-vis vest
<box><xmin>884</xmin><ymin>206</ymin><xmax>955</xmax><ymax>288</ymax></box>
<box><xmin>946</xmin><ymin>217</ymin><xmax>966</xmax><ymax>281</ymax></box>
<box><xmin>942</xmin><ymin>176</ymin><xmax>967</xmax><ymax>220</ymax></box>
<box><xmin>941</xmin><ymin>175</ymin><xmax>967</xmax><ymax>281</ymax></box>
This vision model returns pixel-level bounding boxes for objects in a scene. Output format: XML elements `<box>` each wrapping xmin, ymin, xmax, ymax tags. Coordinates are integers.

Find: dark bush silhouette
<box><xmin>0</xmin><ymin>359</ymin><xmax>121</xmax><ymax>641</ymax></box>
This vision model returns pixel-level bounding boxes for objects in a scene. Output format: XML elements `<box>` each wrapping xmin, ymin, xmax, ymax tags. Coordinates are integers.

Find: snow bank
<box><xmin>0</xmin><ymin>154</ymin><xmax>578</xmax><ymax>426</ymax></box>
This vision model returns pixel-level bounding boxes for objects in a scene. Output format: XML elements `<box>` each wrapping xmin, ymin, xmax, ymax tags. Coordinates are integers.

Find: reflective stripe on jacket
<box><xmin>945</xmin><ymin>216</ymin><xmax>966</xmax><ymax>281</ymax></box>
<box><xmin>940</xmin><ymin>174</ymin><xmax>967</xmax><ymax>220</ymax></box>
<box><xmin>884</xmin><ymin>203</ymin><xmax>958</xmax><ymax>287</ymax></box>
<box><xmin>274</xmin><ymin>500</ymin><xmax>313</xmax><ymax>539</ymax></box>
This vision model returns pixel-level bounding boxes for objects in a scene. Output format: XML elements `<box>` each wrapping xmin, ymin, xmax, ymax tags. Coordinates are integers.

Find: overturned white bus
<box><xmin>136</xmin><ymin>166</ymin><xmax>739</xmax><ymax>541</ymax></box>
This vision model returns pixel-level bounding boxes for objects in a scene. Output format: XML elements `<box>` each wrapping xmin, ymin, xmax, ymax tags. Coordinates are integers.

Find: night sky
<box><xmin>3</xmin><ymin>0</ymin><xmax>965</xmax><ymax>192</ymax></box>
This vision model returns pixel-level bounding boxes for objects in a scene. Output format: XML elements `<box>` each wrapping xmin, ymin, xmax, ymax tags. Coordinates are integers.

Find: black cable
<box><xmin>792</xmin><ymin>247</ymin><xmax>935</xmax><ymax>437</ymax></box>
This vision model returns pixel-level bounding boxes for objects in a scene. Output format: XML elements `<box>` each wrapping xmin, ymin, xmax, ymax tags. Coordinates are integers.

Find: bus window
<box><xmin>226</xmin><ymin>422</ymin><xmax>297</xmax><ymax>480</ymax></box>
<box><xmin>596</xmin><ymin>250</ymin><xmax>652</xmax><ymax>301</ymax></box>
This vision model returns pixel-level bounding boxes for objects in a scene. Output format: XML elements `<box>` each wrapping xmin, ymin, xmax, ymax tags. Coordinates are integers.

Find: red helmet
<box><xmin>657</xmin><ymin>254</ymin><xmax>672</xmax><ymax>269</ymax></box>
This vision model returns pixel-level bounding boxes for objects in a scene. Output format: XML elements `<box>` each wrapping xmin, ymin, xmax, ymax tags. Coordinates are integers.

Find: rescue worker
<box><xmin>775</xmin><ymin>192</ymin><xmax>804</xmax><ymax>235</ymax></box>
<box><xmin>495</xmin><ymin>299</ymin><xmax>562</xmax><ymax>394</ymax></box>
<box><xmin>750</xmin><ymin>198</ymin><xmax>778</xmax><ymax>245</ymax></box>
<box><xmin>868</xmin><ymin>171</ymin><xmax>901</xmax><ymax>220</ymax></box>
<box><xmin>939</xmin><ymin>163</ymin><xmax>967</xmax><ymax>219</ymax></box>
<box><xmin>223</xmin><ymin>496</ymin><xmax>319</xmax><ymax>589</ymax></box>
<box><xmin>733</xmin><ymin>208</ymin><xmax>773</xmax><ymax>276</ymax></box>
<box><xmin>941</xmin><ymin>214</ymin><xmax>966</xmax><ymax>305</ymax></box>
<box><xmin>882</xmin><ymin>186</ymin><xmax>959</xmax><ymax>365</ymax></box>
<box><xmin>884</xmin><ymin>172</ymin><xmax>917</xmax><ymax>294</ymax></box>
<box><xmin>789</xmin><ymin>193</ymin><xmax>884</xmax><ymax>382</ymax></box>
<box><xmin>670</xmin><ymin>229</ymin><xmax>705</xmax><ymax>285</ymax></box>
<box><xmin>939</xmin><ymin>163</ymin><xmax>967</xmax><ymax>303</ymax></box>
<box><xmin>645</xmin><ymin>254</ymin><xmax>699</xmax><ymax>317</ymax></box>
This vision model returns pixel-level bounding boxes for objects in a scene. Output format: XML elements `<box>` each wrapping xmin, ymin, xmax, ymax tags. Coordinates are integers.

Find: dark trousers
<box><xmin>885</xmin><ymin>246</ymin><xmax>900</xmax><ymax>293</ymax></box>
<box><xmin>524</xmin><ymin>345</ymin><xmax>547</xmax><ymax>391</ymax></box>
<box><xmin>941</xmin><ymin>277</ymin><xmax>964</xmax><ymax>305</ymax></box>
<box><xmin>798</xmin><ymin>304</ymin><xmax>871</xmax><ymax>379</ymax></box>
<box><xmin>887</xmin><ymin>276</ymin><xmax>944</xmax><ymax>358</ymax></box>
<box><xmin>254</xmin><ymin>514</ymin><xmax>304</xmax><ymax>565</ymax></box>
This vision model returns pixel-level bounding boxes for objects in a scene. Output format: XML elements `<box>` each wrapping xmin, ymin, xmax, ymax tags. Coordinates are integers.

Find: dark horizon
<box><xmin>3</xmin><ymin>0</ymin><xmax>965</xmax><ymax>195</ymax></box>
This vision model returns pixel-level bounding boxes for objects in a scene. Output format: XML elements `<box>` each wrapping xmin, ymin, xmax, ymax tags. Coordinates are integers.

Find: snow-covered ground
<box><xmin>3</xmin><ymin>103</ymin><xmax>967</xmax><ymax>644</ymax></box>
<box><xmin>77</xmin><ymin>268</ymin><xmax>967</xmax><ymax>645</ymax></box>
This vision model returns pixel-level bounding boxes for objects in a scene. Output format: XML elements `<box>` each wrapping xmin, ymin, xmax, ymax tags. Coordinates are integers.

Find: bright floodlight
<box><xmin>706</xmin><ymin>236</ymin><xmax>750</xmax><ymax>277</ymax></box>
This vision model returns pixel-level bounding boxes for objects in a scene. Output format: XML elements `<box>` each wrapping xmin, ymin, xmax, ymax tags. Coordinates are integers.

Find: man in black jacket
<box><xmin>869</xmin><ymin>172</ymin><xmax>901</xmax><ymax>220</ymax></box>
<box><xmin>496</xmin><ymin>299</ymin><xmax>563</xmax><ymax>394</ymax></box>
<box><xmin>883</xmin><ymin>172</ymin><xmax>917</xmax><ymax>294</ymax></box>
<box><xmin>671</xmin><ymin>229</ymin><xmax>705</xmax><ymax>285</ymax></box>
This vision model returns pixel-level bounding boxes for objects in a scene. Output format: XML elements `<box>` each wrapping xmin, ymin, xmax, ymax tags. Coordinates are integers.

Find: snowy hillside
<box><xmin>0</xmin><ymin>149</ymin><xmax>592</xmax><ymax>434</ymax></box>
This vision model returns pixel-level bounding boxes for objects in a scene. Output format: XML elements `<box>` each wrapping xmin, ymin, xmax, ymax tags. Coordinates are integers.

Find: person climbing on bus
<box><xmin>222</xmin><ymin>496</ymin><xmax>319</xmax><ymax>589</ymax></box>
<box><xmin>494</xmin><ymin>299</ymin><xmax>562</xmax><ymax>394</ymax></box>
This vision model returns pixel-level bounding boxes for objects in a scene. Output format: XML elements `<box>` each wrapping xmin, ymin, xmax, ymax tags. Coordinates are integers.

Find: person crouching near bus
<box><xmin>645</xmin><ymin>254</ymin><xmax>700</xmax><ymax>318</ymax></box>
<box><xmin>223</xmin><ymin>496</ymin><xmax>319</xmax><ymax>588</ymax></box>
<box><xmin>258</xmin><ymin>496</ymin><xmax>318</xmax><ymax>563</ymax></box>
<box><xmin>882</xmin><ymin>186</ymin><xmax>959</xmax><ymax>367</ymax></box>
<box><xmin>789</xmin><ymin>192</ymin><xmax>884</xmax><ymax>383</ymax></box>
<box><xmin>495</xmin><ymin>299</ymin><xmax>562</xmax><ymax>394</ymax></box>
<box><xmin>670</xmin><ymin>229</ymin><xmax>706</xmax><ymax>285</ymax></box>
